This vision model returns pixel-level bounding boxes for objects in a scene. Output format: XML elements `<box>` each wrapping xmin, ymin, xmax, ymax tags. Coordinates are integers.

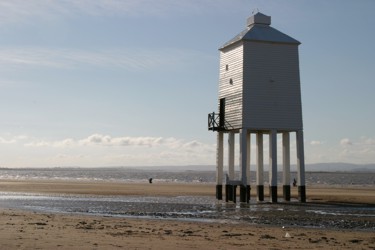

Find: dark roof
<box><xmin>220</xmin><ymin>13</ymin><xmax>300</xmax><ymax>50</ymax></box>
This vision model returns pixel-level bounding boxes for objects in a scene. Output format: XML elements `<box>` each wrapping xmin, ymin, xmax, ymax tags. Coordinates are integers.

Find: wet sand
<box><xmin>1</xmin><ymin>180</ymin><xmax>374</xmax><ymax>204</ymax></box>
<box><xmin>0</xmin><ymin>180</ymin><xmax>374</xmax><ymax>249</ymax></box>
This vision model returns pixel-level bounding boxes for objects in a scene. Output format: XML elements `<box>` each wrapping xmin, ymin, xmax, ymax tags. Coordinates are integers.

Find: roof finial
<box><xmin>252</xmin><ymin>8</ymin><xmax>259</xmax><ymax>14</ymax></box>
<box><xmin>247</xmin><ymin>12</ymin><xmax>271</xmax><ymax>26</ymax></box>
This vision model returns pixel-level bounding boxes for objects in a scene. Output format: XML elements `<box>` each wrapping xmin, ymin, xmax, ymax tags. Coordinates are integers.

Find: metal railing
<box><xmin>208</xmin><ymin>112</ymin><xmax>233</xmax><ymax>131</ymax></box>
<box><xmin>208</xmin><ymin>112</ymin><xmax>220</xmax><ymax>131</ymax></box>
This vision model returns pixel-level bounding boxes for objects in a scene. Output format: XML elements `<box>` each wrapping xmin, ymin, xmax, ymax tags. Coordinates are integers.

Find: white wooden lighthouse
<box><xmin>208</xmin><ymin>12</ymin><xmax>306</xmax><ymax>203</ymax></box>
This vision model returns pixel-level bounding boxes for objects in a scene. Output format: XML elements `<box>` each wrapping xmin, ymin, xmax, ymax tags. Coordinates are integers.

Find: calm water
<box><xmin>0</xmin><ymin>167</ymin><xmax>374</xmax><ymax>186</ymax></box>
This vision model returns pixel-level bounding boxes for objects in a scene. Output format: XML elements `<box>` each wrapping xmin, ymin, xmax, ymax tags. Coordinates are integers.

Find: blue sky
<box><xmin>0</xmin><ymin>0</ymin><xmax>374</xmax><ymax>168</ymax></box>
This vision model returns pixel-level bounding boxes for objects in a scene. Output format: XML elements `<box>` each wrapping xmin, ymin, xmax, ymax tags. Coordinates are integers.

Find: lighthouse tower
<box><xmin>208</xmin><ymin>12</ymin><xmax>306</xmax><ymax>203</ymax></box>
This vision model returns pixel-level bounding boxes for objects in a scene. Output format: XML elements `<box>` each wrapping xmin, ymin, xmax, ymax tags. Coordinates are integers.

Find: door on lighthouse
<box><xmin>219</xmin><ymin>98</ymin><xmax>225</xmax><ymax>129</ymax></box>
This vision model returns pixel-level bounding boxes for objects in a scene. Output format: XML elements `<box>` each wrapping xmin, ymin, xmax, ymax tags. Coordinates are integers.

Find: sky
<box><xmin>0</xmin><ymin>0</ymin><xmax>374</xmax><ymax>168</ymax></box>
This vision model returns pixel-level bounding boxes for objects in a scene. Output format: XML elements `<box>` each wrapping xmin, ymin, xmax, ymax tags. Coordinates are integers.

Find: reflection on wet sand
<box><xmin>0</xmin><ymin>191</ymin><xmax>374</xmax><ymax>231</ymax></box>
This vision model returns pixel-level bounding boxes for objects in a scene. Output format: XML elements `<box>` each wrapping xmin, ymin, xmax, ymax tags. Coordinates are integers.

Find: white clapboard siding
<box><xmin>218</xmin><ymin>42</ymin><xmax>244</xmax><ymax>129</ymax></box>
<box><xmin>242</xmin><ymin>41</ymin><xmax>303</xmax><ymax>130</ymax></box>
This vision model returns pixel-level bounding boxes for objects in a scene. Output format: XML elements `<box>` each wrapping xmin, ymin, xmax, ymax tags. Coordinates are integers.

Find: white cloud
<box><xmin>24</xmin><ymin>141</ymin><xmax>50</xmax><ymax>147</ymax></box>
<box><xmin>0</xmin><ymin>133</ymin><xmax>216</xmax><ymax>167</ymax></box>
<box><xmin>9</xmin><ymin>133</ymin><xmax>215</xmax><ymax>167</ymax></box>
<box><xmin>21</xmin><ymin>133</ymin><xmax>205</xmax><ymax>150</ymax></box>
<box><xmin>0</xmin><ymin>135</ymin><xmax>29</xmax><ymax>144</ymax></box>
<box><xmin>79</xmin><ymin>134</ymin><xmax>112</xmax><ymax>146</ymax></box>
<box><xmin>0</xmin><ymin>0</ymin><xmax>225</xmax><ymax>25</ymax></box>
<box><xmin>310</xmin><ymin>140</ymin><xmax>323</xmax><ymax>146</ymax></box>
<box><xmin>340</xmin><ymin>138</ymin><xmax>352</xmax><ymax>146</ymax></box>
<box><xmin>0</xmin><ymin>137</ymin><xmax>16</xmax><ymax>144</ymax></box>
<box><xmin>79</xmin><ymin>134</ymin><xmax>182</xmax><ymax>148</ymax></box>
<box><xmin>335</xmin><ymin>136</ymin><xmax>375</xmax><ymax>164</ymax></box>
<box><xmin>0</xmin><ymin>0</ymin><xmax>125</xmax><ymax>24</ymax></box>
<box><xmin>3</xmin><ymin>133</ymin><xmax>375</xmax><ymax>167</ymax></box>
<box><xmin>362</xmin><ymin>137</ymin><xmax>375</xmax><ymax>145</ymax></box>
<box><xmin>182</xmin><ymin>140</ymin><xmax>202</xmax><ymax>148</ymax></box>
<box><xmin>0</xmin><ymin>47</ymin><xmax>211</xmax><ymax>72</ymax></box>
<box><xmin>55</xmin><ymin>138</ymin><xmax>75</xmax><ymax>148</ymax></box>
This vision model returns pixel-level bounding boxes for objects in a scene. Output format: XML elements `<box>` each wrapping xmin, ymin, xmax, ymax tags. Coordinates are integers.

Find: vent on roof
<box><xmin>247</xmin><ymin>12</ymin><xmax>271</xmax><ymax>26</ymax></box>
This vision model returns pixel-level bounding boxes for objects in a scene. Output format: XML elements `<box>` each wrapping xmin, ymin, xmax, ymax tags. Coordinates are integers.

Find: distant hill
<box><xmin>305</xmin><ymin>163</ymin><xmax>375</xmax><ymax>172</ymax></box>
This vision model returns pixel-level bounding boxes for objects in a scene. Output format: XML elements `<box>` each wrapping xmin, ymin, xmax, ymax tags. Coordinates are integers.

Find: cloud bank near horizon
<box><xmin>0</xmin><ymin>133</ymin><xmax>216</xmax><ymax>167</ymax></box>
<box><xmin>1</xmin><ymin>134</ymin><xmax>375</xmax><ymax>167</ymax></box>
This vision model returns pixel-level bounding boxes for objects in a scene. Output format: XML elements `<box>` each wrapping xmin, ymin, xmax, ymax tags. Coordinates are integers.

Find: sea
<box><xmin>0</xmin><ymin>167</ymin><xmax>374</xmax><ymax>186</ymax></box>
<box><xmin>0</xmin><ymin>168</ymin><xmax>374</xmax><ymax>231</ymax></box>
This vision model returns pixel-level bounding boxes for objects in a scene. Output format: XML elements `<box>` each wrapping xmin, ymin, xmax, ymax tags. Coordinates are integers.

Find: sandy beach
<box><xmin>0</xmin><ymin>180</ymin><xmax>374</xmax><ymax>249</ymax></box>
<box><xmin>1</xmin><ymin>180</ymin><xmax>374</xmax><ymax>204</ymax></box>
